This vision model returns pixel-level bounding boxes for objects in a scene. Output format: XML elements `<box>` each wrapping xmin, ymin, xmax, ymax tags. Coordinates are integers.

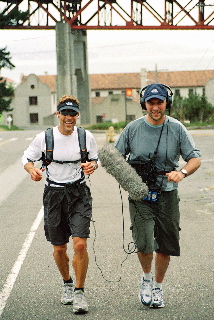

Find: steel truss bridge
<box><xmin>0</xmin><ymin>0</ymin><xmax>214</xmax><ymax>30</ymax></box>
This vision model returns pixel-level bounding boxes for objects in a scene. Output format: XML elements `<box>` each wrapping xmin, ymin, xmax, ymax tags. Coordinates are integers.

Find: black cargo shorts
<box><xmin>129</xmin><ymin>190</ymin><xmax>181</xmax><ymax>256</ymax></box>
<box><xmin>43</xmin><ymin>181</ymin><xmax>92</xmax><ymax>246</ymax></box>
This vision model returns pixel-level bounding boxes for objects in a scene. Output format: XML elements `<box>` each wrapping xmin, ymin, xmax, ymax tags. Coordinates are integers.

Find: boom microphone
<box><xmin>98</xmin><ymin>144</ymin><xmax>148</xmax><ymax>201</ymax></box>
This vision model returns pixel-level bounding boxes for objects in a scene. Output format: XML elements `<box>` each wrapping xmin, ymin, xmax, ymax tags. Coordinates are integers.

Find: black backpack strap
<box><xmin>42</xmin><ymin>127</ymin><xmax>88</xmax><ymax>167</ymax></box>
<box><xmin>77</xmin><ymin>127</ymin><xmax>88</xmax><ymax>163</ymax></box>
<box><xmin>42</xmin><ymin>127</ymin><xmax>54</xmax><ymax>167</ymax></box>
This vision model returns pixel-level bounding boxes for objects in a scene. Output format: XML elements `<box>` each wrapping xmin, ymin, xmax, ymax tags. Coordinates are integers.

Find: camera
<box><xmin>128</xmin><ymin>156</ymin><xmax>157</xmax><ymax>188</ymax></box>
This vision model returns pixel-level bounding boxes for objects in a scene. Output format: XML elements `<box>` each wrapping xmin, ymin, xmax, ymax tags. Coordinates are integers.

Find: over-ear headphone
<box><xmin>140</xmin><ymin>83</ymin><xmax>173</xmax><ymax>111</ymax></box>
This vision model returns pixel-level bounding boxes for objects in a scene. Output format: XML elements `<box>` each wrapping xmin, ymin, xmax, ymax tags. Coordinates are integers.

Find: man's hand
<box><xmin>166</xmin><ymin>158</ymin><xmax>201</xmax><ymax>183</ymax></box>
<box><xmin>81</xmin><ymin>161</ymin><xmax>98</xmax><ymax>175</ymax></box>
<box><xmin>30</xmin><ymin>167</ymin><xmax>45</xmax><ymax>181</ymax></box>
<box><xmin>166</xmin><ymin>170</ymin><xmax>185</xmax><ymax>183</ymax></box>
<box><xmin>24</xmin><ymin>162</ymin><xmax>45</xmax><ymax>182</ymax></box>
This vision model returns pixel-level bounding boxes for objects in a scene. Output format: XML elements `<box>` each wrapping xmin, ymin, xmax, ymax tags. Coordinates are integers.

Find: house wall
<box><xmin>92</xmin><ymin>94</ymin><xmax>143</xmax><ymax>123</ymax></box>
<box><xmin>205</xmin><ymin>79</ymin><xmax>214</xmax><ymax>106</ymax></box>
<box><xmin>171</xmin><ymin>86</ymin><xmax>204</xmax><ymax>98</ymax></box>
<box><xmin>91</xmin><ymin>86</ymin><xmax>207</xmax><ymax>124</ymax></box>
<box><xmin>4</xmin><ymin>72</ymin><xmax>214</xmax><ymax>128</ymax></box>
<box><xmin>10</xmin><ymin>74</ymin><xmax>53</xmax><ymax>128</ymax></box>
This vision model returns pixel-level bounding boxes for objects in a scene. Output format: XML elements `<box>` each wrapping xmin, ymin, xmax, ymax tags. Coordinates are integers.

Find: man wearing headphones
<box><xmin>22</xmin><ymin>95</ymin><xmax>98</xmax><ymax>314</ymax></box>
<box><xmin>115</xmin><ymin>83</ymin><xmax>201</xmax><ymax>308</ymax></box>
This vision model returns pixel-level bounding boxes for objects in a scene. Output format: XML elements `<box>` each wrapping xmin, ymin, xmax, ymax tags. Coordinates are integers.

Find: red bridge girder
<box><xmin>0</xmin><ymin>0</ymin><xmax>214</xmax><ymax>30</ymax></box>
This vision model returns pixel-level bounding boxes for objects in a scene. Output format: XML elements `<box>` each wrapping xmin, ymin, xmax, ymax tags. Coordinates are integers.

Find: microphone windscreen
<box><xmin>98</xmin><ymin>144</ymin><xmax>148</xmax><ymax>201</ymax></box>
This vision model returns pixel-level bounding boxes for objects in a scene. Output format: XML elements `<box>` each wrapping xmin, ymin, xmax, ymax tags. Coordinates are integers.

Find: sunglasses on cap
<box><xmin>60</xmin><ymin>110</ymin><xmax>79</xmax><ymax>117</ymax></box>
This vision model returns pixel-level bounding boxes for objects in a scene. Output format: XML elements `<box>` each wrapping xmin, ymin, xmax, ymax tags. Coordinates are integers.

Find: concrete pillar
<box><xmin>56</xmin><ymin>21</ymin><xmax>91</xmax><ymax>124</ymax></box>
<box><xmin>140</xmin><ymin>68</ymin><xmax>147</xmax><ymax>89</ymax></box>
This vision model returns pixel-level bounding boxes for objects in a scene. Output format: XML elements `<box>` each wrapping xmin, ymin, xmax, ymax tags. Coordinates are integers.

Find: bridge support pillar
<box><xmin>56</xmin><ymin>21</ymin><xmax>91</xmax><ymax>124</ymax></box>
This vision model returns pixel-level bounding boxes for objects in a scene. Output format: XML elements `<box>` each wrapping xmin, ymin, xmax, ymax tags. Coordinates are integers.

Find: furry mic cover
<box><xmin>98</xmin><ymin>144</ymin><xmax>148</xmax><ymax>201</ymax></box>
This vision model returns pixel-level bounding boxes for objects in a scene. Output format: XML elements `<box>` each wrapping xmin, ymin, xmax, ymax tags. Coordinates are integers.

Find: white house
<box><xmin>3</xmin><ymin>74</ymin><xmax>57</xmax><ymax>128</ymax></box>
<box><xmin>4</xmin><ymin>69</ymin><xmax>214</xmax><ymax>127</ymax></box>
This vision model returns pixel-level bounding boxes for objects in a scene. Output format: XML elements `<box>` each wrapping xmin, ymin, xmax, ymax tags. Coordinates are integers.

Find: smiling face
<box><xmin>56</xmin><ymin>109</ymin><xmax>80</xmax><ymax>135</ymax></box>
<box><xmin>145</xmin><ymin>98</ymin><xmax>167</xmax><ymax>125</ymax></box>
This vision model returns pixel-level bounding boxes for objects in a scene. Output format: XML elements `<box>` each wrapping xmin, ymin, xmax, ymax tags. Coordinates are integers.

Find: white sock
<box><xmin>154</xmin><ymin>281</ymin><xmax>162</xmax><ymax>289</ymax></box>
<box><xmin>143</xmin><ymin>272</ymin><xmax>153</xmax><ymax>281</ymax></box>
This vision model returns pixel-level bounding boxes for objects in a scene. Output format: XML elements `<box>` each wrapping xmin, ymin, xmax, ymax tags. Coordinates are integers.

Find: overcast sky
<box><xmin>1</xmin><ymin>28</ymin><xmax>214</xmax><ymax>83</ymax></box>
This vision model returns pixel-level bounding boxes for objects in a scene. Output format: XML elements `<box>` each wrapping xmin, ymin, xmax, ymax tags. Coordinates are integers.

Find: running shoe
<box><xmin>150</xmin><ymin>288</ymin><xmax>165</xmax><ymax>308</ymax></box>
<box><xmin>73</xmin><ymin>290</ymin><xmax>88</xmax><ymax>314</ymax></box>
<box><xmin>61</xmin><ymin>283</ymin><xmax>74</xmax><ymax>305</ymax></box>
<box><xmin>138</xmin><ymin>277</ymin><xmax>153</xmax><ymax>306</ymax></box>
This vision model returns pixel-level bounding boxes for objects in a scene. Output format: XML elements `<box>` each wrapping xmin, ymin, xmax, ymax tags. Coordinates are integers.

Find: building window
<box><xmin>189</xmin><ymin>88</ymin><xmax>194</xmax><ymax>95</ymax></box>
<box><xmin>29</xmin><ymin>96</ymin><xmax>38</xmax><ymax>105</ymax></box>
<box><xmin>96</xmin><ymin>115</ymin><xmax>103</xmax><ymax>123</ymax></box>
<box><xmin>30</xmin><ymin>113</ymin><xmax>38</xmax><ymax>124</ymax></box>
<box><xmin>202</xmin><ymin>87</ymin><xmax>205</xmax><ymax>96</ymax></box>
<box><xmin>126</xmin><ymin>115</ymin><xmax>135</xmax><ymax>122</ymax></box>
<box><xmin>108</xmin><ymin>91</ymin><xmax>113</xmax><ymax>95</ymax></box>
<box><xmin>95</xmin><ymin>91</ymin><xmax>100</xmax><ymax>97</ymax></box>
<box><xmin>174</xmin><ymin>89</ymin><xmax>180</xmax><ymax>97</ymax></box>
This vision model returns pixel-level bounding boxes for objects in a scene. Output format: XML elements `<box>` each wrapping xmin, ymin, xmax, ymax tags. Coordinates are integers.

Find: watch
<box><xmin>180</xmin><ymin>168</ymin><xmax>188</xmax><ymax>177</ymax></box>
<box><xmin>91</xmin><ymin>163</ymin><xmax>97</xmax><ymax>170</ymax></box>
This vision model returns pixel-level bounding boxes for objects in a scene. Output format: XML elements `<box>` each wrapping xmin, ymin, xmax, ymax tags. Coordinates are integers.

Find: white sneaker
<box><xmin>138</xmin><ymin>277</ymin><xmax>153</xmax><ymax>306</ymax></box>
<box><xmin>150</xmin><ymin>288</ymin><xmax>165</xmax><ymax>308</ymax></box>
<box><xmin>73</xmin><ymin>290</ymin><xmax>88</xmax><ymax>314</ymax></box>
<box><xmin>61</xmin><ymin>283</ymin><xmax>74</xmax><ymax>305</ymax></box>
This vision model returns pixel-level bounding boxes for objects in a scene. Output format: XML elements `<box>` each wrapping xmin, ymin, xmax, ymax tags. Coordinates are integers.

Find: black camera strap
<box><xmin>154</xmin><ymin>120</ymin><xmax>170</xmax><ymax>192</ymax></box>
<box><xmin>151</xmin><ymin>120</ymin><xmax>165</xmax><ymax>161</ymax></box>
<box><xmin>147</xmin><ymin>120</ymin><xmax>167</xmax><ymax>193</ymax></box>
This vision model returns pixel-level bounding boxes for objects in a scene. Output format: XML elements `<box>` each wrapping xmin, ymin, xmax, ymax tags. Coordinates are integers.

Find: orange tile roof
<box><xmin>90</xmin><ymin>73</ymin><xmax>140</xmax><ymax>90</ymax></box>
<box><xmin>21</xmin><ymin>70</ymin><xmax>214</xmax><ymax>93</ymax></box>
<box><xmin>147</xmin><ymin>70</ymin><xmax>214</xmax><ymax>88</ymax></box>
<box><xmin>21</xmin><ymin>74</ymin><xmax>56</xmax><ymax>92</ymax></box>
<box><xmin>37</xmin><ymin>75</ymin><xmax>56</xmax><ymax>92</ymax></box>
<box><xmin>0</xmin><ymin>77</ymin><xmax>14</xmax><ymax>83</ymax></box>
<box><xmin>90</xmin><ymin>70</ymin><xmax>214</xmax><ymax>90</ymax></box>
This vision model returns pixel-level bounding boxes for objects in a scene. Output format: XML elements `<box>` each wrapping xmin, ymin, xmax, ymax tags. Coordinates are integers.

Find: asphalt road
<box><xmin>0</xmin><ymin>129</ymin><xmax>213</xmax><ymax>320</ymax></box>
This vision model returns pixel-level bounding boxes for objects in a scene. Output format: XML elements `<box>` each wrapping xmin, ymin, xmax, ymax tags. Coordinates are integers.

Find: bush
<box><xmin>171</xmin><ymin>93</ymin><xmax>214</xmax><ymax>123</ymax></box>
<box><xmin>88</xmin><ymin>121</ymin><xmax>127</xmax><ymax>130</ymax></box>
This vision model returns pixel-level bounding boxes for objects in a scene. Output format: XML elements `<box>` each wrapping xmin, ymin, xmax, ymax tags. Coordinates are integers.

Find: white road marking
<box><xmin>0</xmin><ymin>158</ymin><xmax>28</xmax><ymax>206</ymax></box>
<box><xmin>0</xmin><ymin>207</ymin><xmax>44</xmax><ymax>316</ymax></box>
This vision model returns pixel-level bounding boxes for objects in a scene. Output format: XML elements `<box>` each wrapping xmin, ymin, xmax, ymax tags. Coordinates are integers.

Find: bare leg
<box><xmin>53</xmin><ymin>244</ymin><xmax>70</xmax><ymax>281</ymax></box>
<box><xmin>155</xmin><ymin>253</ymin><xmax>170</xmax><ymax>283</ymax></box>
<box><xmin>137</xmin><ymin>252</ymin><xmax>153</xmax><ymax>273</ymax></box>
<box><xmin>72</xmin><ymin>237</ymin><xmax>88</xmax><ymax>288</ymax></box>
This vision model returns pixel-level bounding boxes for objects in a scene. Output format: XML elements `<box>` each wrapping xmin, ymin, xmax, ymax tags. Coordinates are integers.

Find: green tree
<box><xmin>183</xmin><ymin>93</ymin><xmax>214</xmax><ymax>123</ymax></box>
<box><xmin>0</xmin><ymin>47</ymin><xmax>15</xmax><ymax>113</ymax></box>
<box><xmin>171</xmin><ymin>92</ymin><xmax>214</xmax><ymax>123</ymax></box>
<box><xmin>170</xmin><ymin>95</ymin><xmax>185</xmax><ymax>121</ymax></box>
<box><xmin>0</xmin><ymin>79</ymin><xmax>14</xmax><ymax>113</ymax></box>
<box><xmin>0</xmin><ymin>47</ymin><xmax>15</xmax><ymax>70</ymax></box>
<box><xmin>0</xmin><ymin>6</ymin><xmax>28</xmax><ymax>113</ymax></box>
<box><xmin>0</xmin><ymin>8</ymin><xmax>28</xmax><ymax>28</ymax></box>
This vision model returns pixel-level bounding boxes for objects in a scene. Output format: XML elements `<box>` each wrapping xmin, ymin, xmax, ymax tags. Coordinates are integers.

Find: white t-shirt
<box><xmin>22</xmin><ymin>126</ymin><xmax>98</xmax><ymax>184</ymax></box>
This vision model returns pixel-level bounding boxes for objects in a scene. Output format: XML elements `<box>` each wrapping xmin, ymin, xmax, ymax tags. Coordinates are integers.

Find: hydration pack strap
<box><xmin>77</xmin><ymin>127</ymin><xmax>88</xmax><ymax>163</ymax></box>
<box><xmin>41</xmin><ymin>127</ymin><xmax>54</xmax><ymax>167</ymax></box>
<box><xmin>42</xmin><ymin>126</ymin><xmax>89</xmax><ymax>167</ymax></box>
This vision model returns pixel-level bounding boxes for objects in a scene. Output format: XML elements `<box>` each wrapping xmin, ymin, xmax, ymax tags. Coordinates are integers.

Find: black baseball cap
<box><xmin>57</xmin><ymin>101</ymin><xmax>80</xmax><ymax>113</ymax></box>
